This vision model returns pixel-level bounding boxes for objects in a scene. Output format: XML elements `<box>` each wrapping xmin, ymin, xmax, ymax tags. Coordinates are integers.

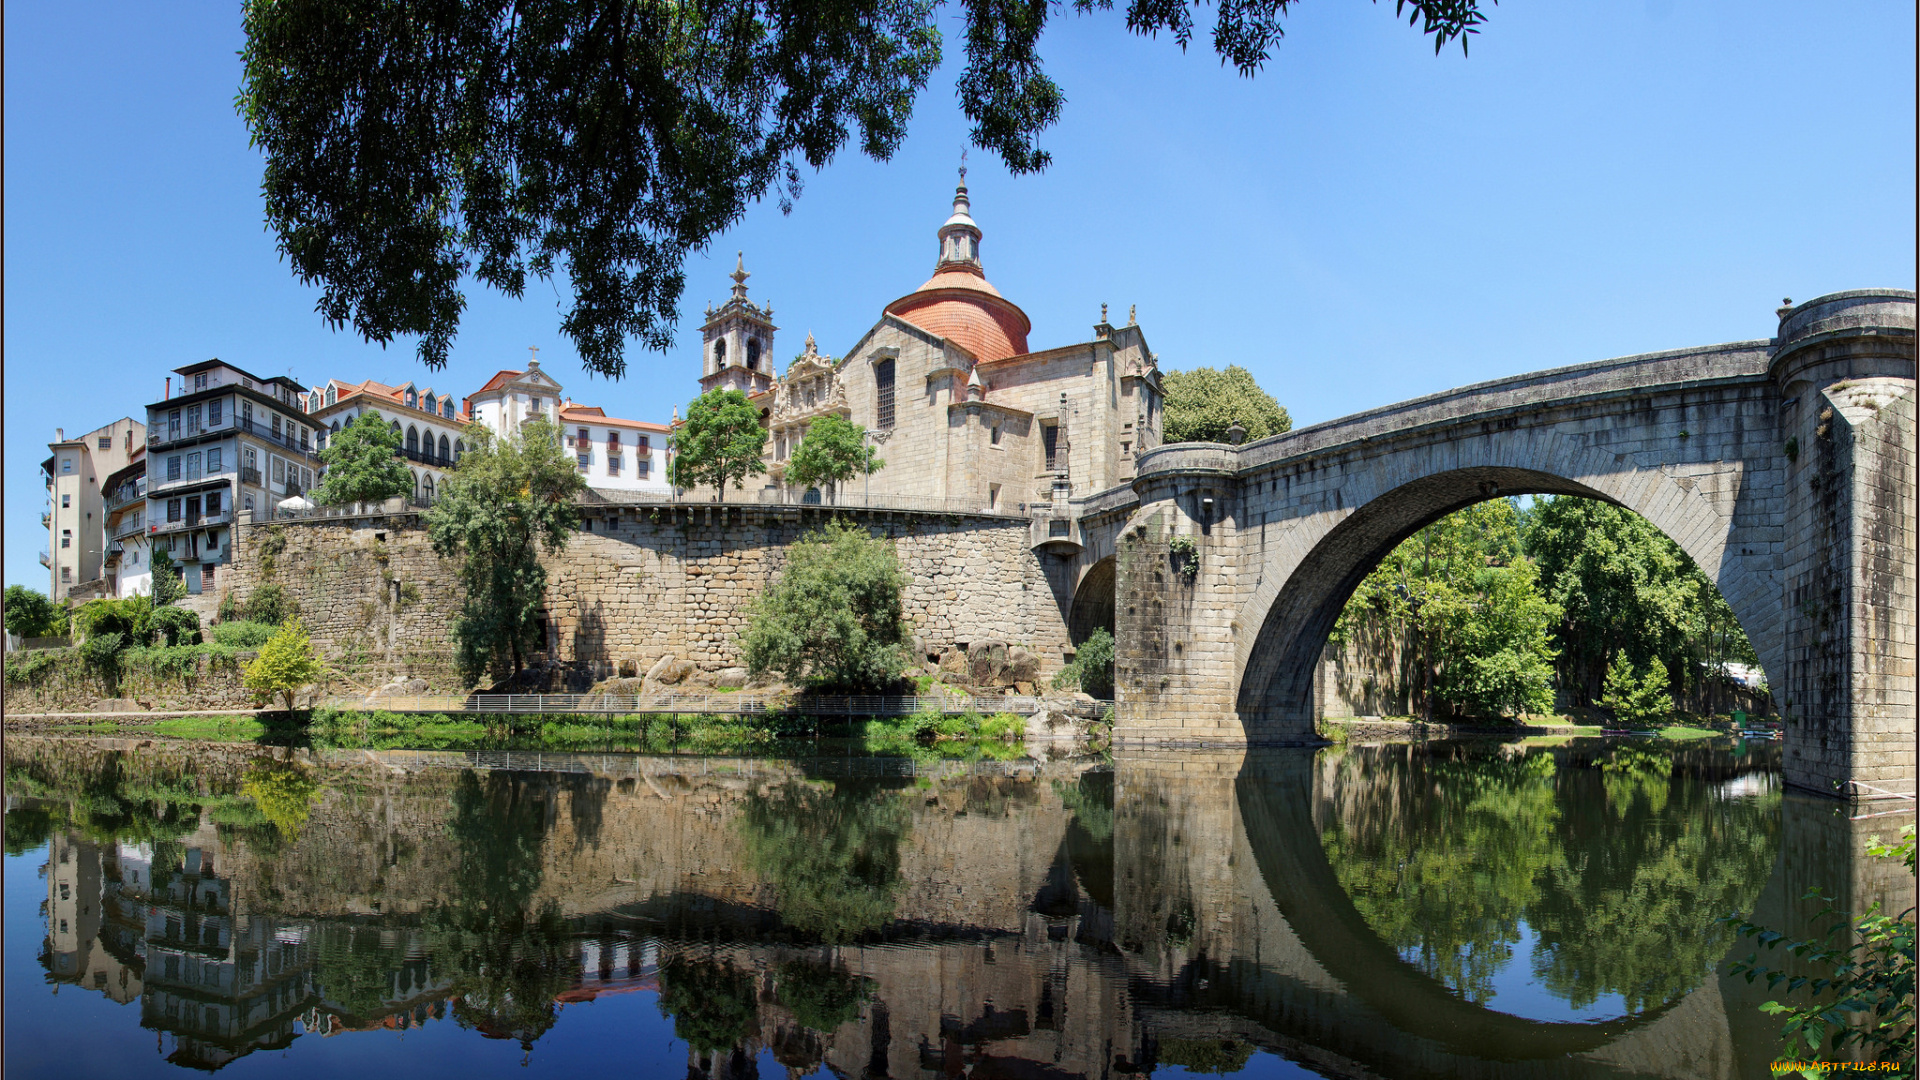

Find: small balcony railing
<box><xmin>105</xmin><ymin>483</ymin><xmax>147</xmax><ymax>511</ymax></box>
<box><xmin>240</xmin><ymin>466</ymin><xmax>262</xmax><ymax>487</ymax></box>
<box><xmin>150</xmin><ymin>510</ymin><xmax>231</xmax><ymax>536</ymax></box>
<box><xmin>111</xmin><ymin>518</ymin><xmax>148</xmax><ymax>542</ymax></box>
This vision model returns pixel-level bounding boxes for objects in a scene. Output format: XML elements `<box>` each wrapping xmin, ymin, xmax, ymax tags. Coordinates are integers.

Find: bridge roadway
<box><xmin>1052</xmin><ymin>290</ymin><xmax>1916</xmax><ymax>795</ymax></box>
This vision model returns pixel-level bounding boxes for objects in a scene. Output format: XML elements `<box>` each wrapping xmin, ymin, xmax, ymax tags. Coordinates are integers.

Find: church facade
<box><xmin>694</xmin><ymin>178</ymin><xmax>1165</xmax><ymax>511</ymax></box>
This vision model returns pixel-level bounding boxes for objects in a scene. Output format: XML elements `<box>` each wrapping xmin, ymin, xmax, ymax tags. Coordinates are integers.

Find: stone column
<box><xmin>1771</xmin><ymin>290</ymin><xmax>1917</xmax><ymax>795</ymax></box>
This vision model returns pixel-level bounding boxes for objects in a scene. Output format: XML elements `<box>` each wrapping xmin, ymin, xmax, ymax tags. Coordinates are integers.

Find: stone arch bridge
<box><xmin>1050</xmin><ymin>290</ymin><xmax>1915</xmax><ymax>793</ymax></box>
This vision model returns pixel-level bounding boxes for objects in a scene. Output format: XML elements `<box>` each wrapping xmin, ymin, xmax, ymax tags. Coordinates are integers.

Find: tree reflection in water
<box><xmin>739</xmin><ymin>778</ymin><xmax>911</xmax><ymax>942</ymax></box>
<box><xmin>1318</xmin><ymin>741</ymin><xmax>1779</xmax><ymax>1017</ymax></box>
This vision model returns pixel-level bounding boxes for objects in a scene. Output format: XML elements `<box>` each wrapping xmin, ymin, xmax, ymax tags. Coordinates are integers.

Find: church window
<box><xmin>438</xmin><ymin>435</ymin><xmax>450</xmax><ymax>463</ymax></box>
<box><xmin>991</xmin><ymin>424</ymin><xmax>1002</xmax><ymax>446</ymax></box>
<box><xmin>455</xmin><ymin>439</ymin><xmax>465</xmax><ymax>462</ymax></box>
<box><xmin>406</xmin><ymin>427</ymin><xmax>419</xmax><ymax>455</ymax></box>
<box><xmin>713</xmin><ymin>338</ymin><xmax>727</xmax><ymax>367</ymax></box>
<box><xmin>874</xmin><ymin>359</ymin><xmax>895</xmax><ymax>431</ymax></box>
<box><xmin>747</xmin><ymin>338</ymin><xmax>760</xmax><ymax>371</ymax></box>
<box><xmin>1043</xmin><ymin>422</ymin><xmax>1060</xmax><ymax>471</ymax></box>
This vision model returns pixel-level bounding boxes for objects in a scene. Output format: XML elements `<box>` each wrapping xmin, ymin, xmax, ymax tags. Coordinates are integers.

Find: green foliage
<box><xmin>777</xmin><ymin>960</ymin><xmax>875</xmax><ymax>1034</ymax></box>
<box><xmin>4</xmin><ymin>585</ymin><xmax>66</xmax><ymax>637</ymax></box>
<box><xmin>235</xmin><ymin>0</ymin><xmax>1489</xmax><ymax>379</ymax></box>
<box><xmin>242</xmin><ymin>583</ymin><xmax>299</xmax><ymax>626</ymax></box>
<box><xmin>1322</xmin><ymin>741</ymin><xmax>1779</xmax><ymax>1013</ymax></box>
<box><xmin>1335</xmin><ymin>500</ymin><xmax>1559</xmax><ymax>718</ymax></box>
<box><xmin>1161</xmin><ymin>365</ymin><xmax>1293</xmax><ymax>444</ymax></box>
<box><xmin>4</xmin><ymin>647</ymin><xmax>69</xmax><ymax>686</ymax></box>
<box><xmin>670</xmin><ymin>388</ymin><xmax>768</xmax><ymax>498</ymax></box>
<box><xmin>659</xmin><ymin>958</ymin><xmax>759</xmax><ymax>1054</ymax></box>
<box><xmin>741</xmin><ymin>520</ymin><xmax>907</xmax><ymax>691</ymax></box>
<box><xmin>1157</xmin><ymin>1038</ymin><xmax>1256</xmax><ymax>1075</ymax></box>
<box><xmin>72</xmin><ymin>595</ymin><xmax>153</xmax><ymax>647</ymax></box>
<box><xmin>211</xmin><ymin>620</ymin><xmax>278</xmax><ymax>649</ymax></box>
<box><xmin>785</xmin><ymin>414</ymin><xmax>883</xmax><ymax>500</ymax></box>
<box><xmin>148</xmin><ymin>547</ymin><xmax>186</xmax><ymax>607</ymax></box>
<box><xmin>741</xmin><ymin>779</ymin><xmax>910</xmax><ymax>941</ymax></box>
<box><xmin>1053</xmin><ymin>627</ymin><xmax>1115</xmax><ymax>698</ymax></box>
<box><xmin>427</xmin><ymin>417</ymin><xmax>584</xmax><ymax>682</ymax></box>
<box><xmin>239</xmin><ymin>759</ymin><xmax>321</xmax><ymax>841</ymax></box>
<box><xmin>1525</xmin><ymin>495</ymin><xmax>1755</xmax><ymax>707</ymax></box>
<box><xmin>1724</xmin><ymin>825</ymin><xmax>1915</xmax><ymax>1072</ymax></box>
<box><xmin>245</xmin><ymin>619</ymin><xmax>327</xmax><ymax>712</ymax></box>
<box><xmin>150</xmin><ymin>605</ymin><xmax>201</xmax><ymax>647</ymax></box>
<box><xmin>315</xmin><ymin>409</ymin><xmax>414</xmax><ymax>504</ymax></box>
<box><xmin>1599</xmin><ymin>650</ymin><xmax>1675</xmax><ymax>727</ymax></box>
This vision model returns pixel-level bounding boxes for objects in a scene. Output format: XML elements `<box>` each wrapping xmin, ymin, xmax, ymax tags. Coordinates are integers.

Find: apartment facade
<box><xmin>100</xmin><ymin>452</ymin><xmax>150</xmax><ymax>599</ymax></box>
<box><xmin>144</xmin><ymin>360</ymin><xmax>320</xmax><ymax>598</ymax></box>
<box><xmin>40</xmin><ymin>418</ymin><xmax>145</xmax><ymax>602</ymax></box>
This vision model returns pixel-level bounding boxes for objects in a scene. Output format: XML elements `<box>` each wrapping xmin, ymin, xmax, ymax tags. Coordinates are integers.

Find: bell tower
<box><xmin>698</xmin><ymin>252</ymin><xmax>777</xmax><ymax>398</ymax></box>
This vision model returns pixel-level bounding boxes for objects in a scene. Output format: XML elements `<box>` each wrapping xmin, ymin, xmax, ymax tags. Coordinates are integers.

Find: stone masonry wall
<box><xmin>221</xmin><ymin>504</ymin><xmax>1072</xmax><ymax>689</ymax></box>
<box><xmin>544</xmin><ymin>504</ymin><xmax>1071</xmax><ymax>679</ymax></box>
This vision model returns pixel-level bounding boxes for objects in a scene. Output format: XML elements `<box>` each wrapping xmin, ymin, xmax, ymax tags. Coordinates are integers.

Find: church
<box><xmin>692</xmin><ymin>175</ymin><xmax>1166</xmax><ymax>511</ymax></box>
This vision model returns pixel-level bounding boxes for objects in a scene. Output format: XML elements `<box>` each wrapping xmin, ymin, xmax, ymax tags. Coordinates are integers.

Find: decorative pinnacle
<box><xmin>959</xmin><ymin>147</ymin><xmax>968</xmax><ymax>186</ymax></box>
<box><xmin>1129</xmin><ymin>304</ymin><xmax>1137</xmax><ymax>326</ymax></box>
<box><xmin>730</xmin><ymin>252</ymin><xmax>751</xmax><ymax>300</ymax></box>
<box><xmin>804</xmin><ymin>331</ymin><xmax>817</xmax><ymax>355</ymax></box>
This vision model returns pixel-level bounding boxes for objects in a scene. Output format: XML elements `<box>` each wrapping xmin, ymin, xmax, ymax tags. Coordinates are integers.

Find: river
<box><xmin>2</xmin><ymin>733</ymin><xmax>1902</xmax><ymax>1079</ymax></box>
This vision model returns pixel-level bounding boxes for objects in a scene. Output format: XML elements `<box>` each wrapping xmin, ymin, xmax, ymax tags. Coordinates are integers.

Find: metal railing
<box><xmin>151</xmin><ymin>511</ymin><xmax>232</xmax><ymax>536</ymax></box>
<box><xmin>105</xmin><ymin>483</ymin><xmax>147</xmax><ymax>511</ymax></box>
<box><xmin>360</xmin><ymin>692</ymin><xmax>1111</xmax><ymax>719</ymax></box>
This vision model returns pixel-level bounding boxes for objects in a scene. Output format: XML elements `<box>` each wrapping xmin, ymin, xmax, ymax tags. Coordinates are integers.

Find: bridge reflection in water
<box><xmin>6</xmin><ymin>736</ymin><xmax>1907</xmax><ymax>1079</ymax></box>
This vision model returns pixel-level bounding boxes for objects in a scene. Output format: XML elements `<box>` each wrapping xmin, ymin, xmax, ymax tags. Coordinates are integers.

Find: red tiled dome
<box><xmin>886</xmin><ymin>269</ymin><xmax>1031</xmax><ymax>362</ymax></box>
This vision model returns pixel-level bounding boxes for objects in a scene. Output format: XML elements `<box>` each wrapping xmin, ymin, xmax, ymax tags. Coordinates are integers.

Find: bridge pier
<box><xmin>1101</xmin><ymin>290</ymin><xmax>1914</xmax><ymax>792</ymax></box>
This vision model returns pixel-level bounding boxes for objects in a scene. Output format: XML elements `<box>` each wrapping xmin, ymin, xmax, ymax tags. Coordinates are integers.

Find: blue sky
<box><xmin>6</xmin><ymin>1</ymin><xmax>1914</xmax><ymax>591</ymax></box>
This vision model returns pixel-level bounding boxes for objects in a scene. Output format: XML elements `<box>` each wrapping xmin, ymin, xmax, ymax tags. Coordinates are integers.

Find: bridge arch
<box><xmin>1234</xmin><ymin>462</ymin><xmax>1782</xmax><ymax>732</ymax></box>
<box><xmin>1068</xmin><ymin>556</ymin><xmax>1116</xmax><ymax>645</ymax></box>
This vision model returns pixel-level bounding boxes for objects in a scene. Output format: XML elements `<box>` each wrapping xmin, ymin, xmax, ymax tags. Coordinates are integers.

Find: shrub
<box><xmin>741</xmin><ymin>520</ymin><xmax>907</xmax><ymax>691</ymax></box>
<box><xmin>1052</xmin><ymin>627</ymin><xmax>1115</xmax><ymax>698</ymax></box>
<box><xmin>243</xmin><ymin>584</ymin><xmax>298</xmax><ymax>627</ymax></box>
<box><xmin>1599</xmin><ymin>650</ymin><xmax>1675</xmax><ymax>727</ymax></box>
<box><xmin>150</xmin><ymin>606</ymin><xmax>201</xmax><ymax>647</ymax></box>
<box><xmin>79</xmin><ymin>632</ymin><xmax>127</xmax><ymax>680</ymax></box>
<box><xmin>4</xmin><ymin>586</ymin><xmax>66</xmax><ymax>638</ymax></box>
<box><xmin>211</xmin><ymin>620</ymin><xmax>277</xmax><ymax>649</ymax></box>
<box><xmin>72</xmin><ymin>596</ymin><xmax>152</xmax><ymax>647</ymax></box>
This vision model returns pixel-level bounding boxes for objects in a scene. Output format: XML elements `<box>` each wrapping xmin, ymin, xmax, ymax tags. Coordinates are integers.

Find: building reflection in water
<box><xmin>10</xmin><ymin>735</ymin><xmax>1904</xmax><ymax>1079</ymax></box>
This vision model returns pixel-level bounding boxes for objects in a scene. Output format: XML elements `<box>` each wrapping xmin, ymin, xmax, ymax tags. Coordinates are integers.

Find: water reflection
<box><xmin>3</xmin><ymin>734</ymin><xmax>1897</xmax><ymax>1079</ymax></box>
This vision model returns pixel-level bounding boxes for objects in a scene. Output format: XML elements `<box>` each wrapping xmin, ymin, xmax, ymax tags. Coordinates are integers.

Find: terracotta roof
<box><xmin>473</xmin><ymin>369</ymin><xmax>523</xmax><ymax>395</ymax></box>
<box><xmin>314</xmin><ymin>379</ymin><xmax>471</xmax><ymax>423</ymax></box>
<box><xmin>558</xmin><ymin>404</ymin><xmax>668</xmax><ymax>431</ymax></box>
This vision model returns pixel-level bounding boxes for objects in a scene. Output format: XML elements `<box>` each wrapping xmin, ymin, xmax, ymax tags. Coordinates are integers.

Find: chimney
<box><xmin>56</xmin><ymin>427</ymin><xmax>64</xmax><ymax>442</ymax></box>
<box><xmin>165</xmin><ymin>377</ymin><xmax>171</xmax><ymax>400</ymax></box>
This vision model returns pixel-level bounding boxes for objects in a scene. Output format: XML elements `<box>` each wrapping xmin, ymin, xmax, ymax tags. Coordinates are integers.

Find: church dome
<box><xmin>883</xmin><ymin>179</ymin><xmax>1031</xmax><ymax>362</ymax></box>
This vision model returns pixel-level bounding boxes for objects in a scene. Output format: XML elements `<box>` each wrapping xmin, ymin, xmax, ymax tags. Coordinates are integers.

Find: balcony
<box><xmin>149</xmin><ymin>468</ymin><xmax>232</xmax><ymax>496</ymax></box>
<box><xmin>401</xmin><ymin>446</ymin><xmax>452</xmax><ymax>468</ymax></box>
<box><xmin>241</xmin><ymin>466</ymin><xmax>262</xmax><ymax>487</ymax></box>
<box><xmin>105</xmin><ymin>482</ymin><xmax>147</xmax><ymax>511</ymax></box>
<box><xmin>38</xmin><ymin>551</ymin><xmax>51</xmax><ymax>568</ymax></box>
<box><xmin>150</xmin><ymin>511</ymin><xmax>231</xmax><ymax>537</ymax></box>
<box><xmin>40</xmin><ymin>511</ymin><xmax>51</xmax><ymax>529</ymax></box>
<box><xmin>111</xmin><ymin>517</ymin><xmax>148</xmax><ymax>542</ymax></box>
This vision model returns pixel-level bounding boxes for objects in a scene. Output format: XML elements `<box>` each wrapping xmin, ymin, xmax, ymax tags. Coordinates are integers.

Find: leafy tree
<box><xmin>659</xmin><ymin>958</ymin><xmax>759</xmax><ymax>1055</ymax></box>
<box><xmin>149</xmin><ymin>547</ymin><xmax>186</xmax><ymax>607</ymax></box>
<box><xmin>236</xmin><ymin>0</ymin><xmax>1488</xmax><ymax>378</ymax></box>
<box><xmin>1053</xmin><ymin>626</ymin><xmax>1115</xmax><ymax>698</ymax></box>
<box><xmin>72</xmin><ymin>596</ymin><xmax>153</xmax><ymax>648</ymax></box>
<box><xmin>245</xmin><ymin>619</ymin><xmax>327</xmax><ymax>713</ymax></box>
<box><xmin>1598</xmin><ymin>650</ymin><xmax>1674</xmax><ymax>727</ymax></box>
<box><xmin>1161</xmin><ymin>365</ymin><xmax>1292</xmax><ymax>444</ymax></box>
<box><xmin>670</xmin><ymin>389</ymin><xmax>768</xmax><ymax>501</ymax></box>
<box><xmin>785</xmin><ymin>414</ymin><xmax>883</xmax><ymax>502</ymax></box>
<box><xmin>1334</xmin><ymin>499</ymin><xmax>1557</xmax><ymax>719</ymax></box>
<box><xmin>314</xmin><ymin>409</ymin><xmax>413</xmax><ymax>505</ymax></box>
<box><xmin>776</xmin><ymin>960</ymin><xmax>875</xmax><ymax>1034</ymax></box>
<box><xmin>4</xmin><ymin>585</ymin><xmax>66</xmax><ymax>638</ymax></box>
<box><xmin>741</xmin><ymin>520</ymin><xmax>907</xmax><ymax>690</ymax></box>
<box><xmin>427</xmin><ymin>417</ymin><xmax>584</xmax><ymax>682</ymax></box>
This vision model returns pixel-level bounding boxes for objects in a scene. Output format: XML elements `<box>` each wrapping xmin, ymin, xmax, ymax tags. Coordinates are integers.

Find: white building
<box><xmin>466</xmin><ymin>355</ymin><xmax>670</xmax><ymax>495</ymax></box>
<box><xmin>305</xmin><ymin>377</ymin><xmax>471</xmax><ymax>504</ymax></box>
<box><xmin>41</xmin><ymin>418</ymin><xmax>145</xmax><ymax>602</ymax></box>
<box><xmin>100</xmin><ymin>452</ymin><xmax>150</xmax><ymax>599</ymax></box>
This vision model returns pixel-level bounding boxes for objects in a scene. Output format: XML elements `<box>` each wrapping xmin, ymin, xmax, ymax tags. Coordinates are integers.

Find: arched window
<box><xmin>424</xmin><ymin>474</ymin><xmax>435</xmax><ymax>502</ymax></box>
<box><xmin>746</xmin><ymin>338</ymin><xmax>761</xmax><ymax>371</ymax></box>
<box><xmin>423</xmin><ymin>393</ymin><xmax>436</xmax><ymax>415</ymax></box>
<box><xmin>442</xmin><ymin>399</ymin><xmax>454</xmax><ymax>419</ymax></box>
<box><xmin>411</xmin><ymin>470</ymin><xmax>420</xmax><ymax>499</ymax></box>
<box><xmin>406</xmin><ymin>426</ymin><xmax>419</xmax><ymax>455</ymax></box>
<box><xmin>454</xmin><ymin>439</ymin><xmax>465</xmax><ymax>462</ymax></box>
<box><xmin>713</xmin><ymin>338</ymin><xmax>727</xmax><ymax>366</ymax></box>
<box><xmin>390</xmin><ymin>420</ymin><xmax>401</xmax><ymax>437</ymax></box>
<box><xmin>438</xmin><ymin>434</ymin><xmax>450</xmax><ymax>463</ymax></box>
<box><xmin>405</xmin><ymin>389</ymin><xmax>417</xmax><ymax>409</ymax></box>
<box><xmin>325</xmin><ymin>386</ymin><xmax>337</xmax><ymax>406</ymax></box>
<box><xmin>331</xmin><ymin>420</ymin><xmax>341</xmax><ymax>433</ymax></box>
